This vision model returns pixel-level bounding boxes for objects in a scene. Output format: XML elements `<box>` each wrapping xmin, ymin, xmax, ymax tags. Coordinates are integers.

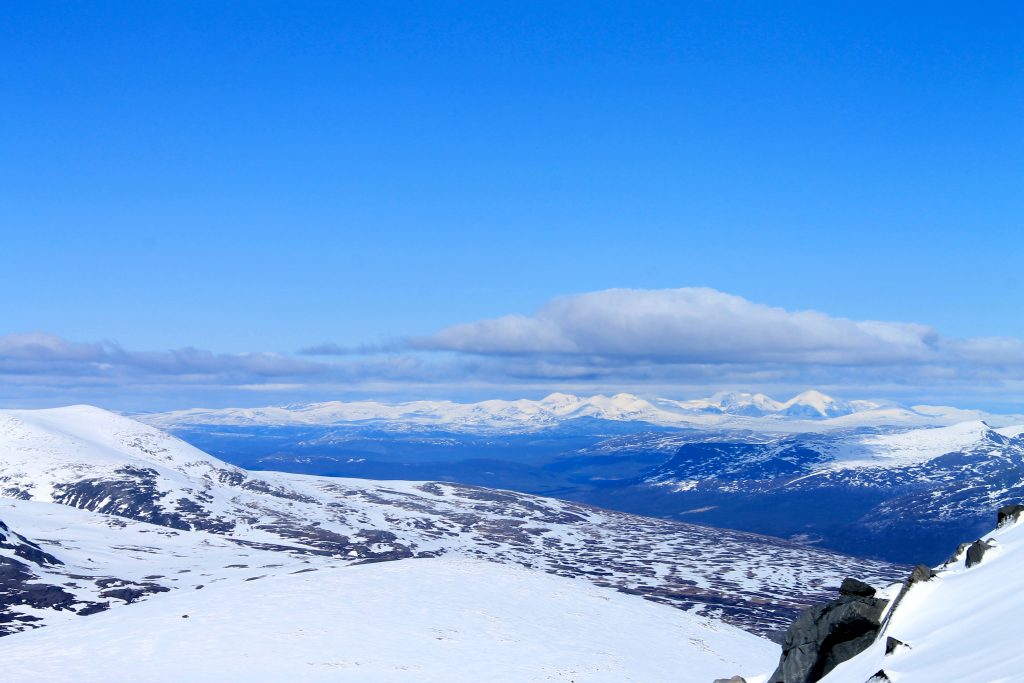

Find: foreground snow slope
<box><xmin>0</xmin><ymin>557</ymin><xmax>777</xmax><ymax>683</ymax></box>
<box><xmin>818</xmin><ymin>513</ymin><xmax>1024</xmax><ymax>683</ymax></box>
<box><xmin>0</xmin><ymin>405</ymin><xmax>905</xmax><ymax>637</ymax></box>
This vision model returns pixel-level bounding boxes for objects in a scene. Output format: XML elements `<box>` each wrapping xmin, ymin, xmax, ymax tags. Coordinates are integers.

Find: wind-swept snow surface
<box><xmin>813</xmin><ymin>513</ymin><xmax>1024</xmax><ymax>683</ymax></box>
<box><xmin>0</xmin><ymin>557</ymin><xmax>777</xmax><ymax>683</ymax></box>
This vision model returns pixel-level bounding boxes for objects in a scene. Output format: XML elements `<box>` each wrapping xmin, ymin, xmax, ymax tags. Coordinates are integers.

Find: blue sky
<box><xmin>1</xmin><ymin>3</ymin><xmax>1022</xmax><ymax>410</ymax></box>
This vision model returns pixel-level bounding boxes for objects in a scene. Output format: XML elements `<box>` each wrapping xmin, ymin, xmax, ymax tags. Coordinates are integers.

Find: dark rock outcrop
<box><xmin>52</xmin><ymin>467</ymin><xmax>236</xmax><ymax>533</ymax></box>
<box><xmin>768</xmin><ymin>505</ymin><xmax>1021</xmax><ymax>683</ymax></box>
<box><xmin>839</xmin><ymin>578</ymin><xmax>876</xmax><ymax>598</ymax></box>
<box><xmin>997</xmin><ymin>503</ymin><xmax>1024</xmax><ymax>527</ymax></box>
<box><xmin>907</xmin><ymin>564</ymin><xmax>935</xmax><ymax>584</ymax></box>
<box><xmin>767</xmin><ymin>579</ymin><xmax>888</xmax><ymax>683</ymax></box>
<box><xmin>943</xmin><ymin>541</ymin><xmax>971</xmax><ymax>567</ymax></box>
<box><xmin>0</xmin><ymin>556</ymin><xmax>79</xmax><ymax>635</ymax></box>
<box><xmin>884</xmin><ymin>636</ymin><xmax>906</xmax><ymax>655</ymax></box>
<box><xmin>712</xmin><ymin>677</ymin><xmax>747</xmax><ymax>683</ymax></box>
<box><xmin>964</xmin><ymin>539</ymin><xmax>993</xmax><ymax>568</ymax></box>
<box><xmin>0</xmin><ymin>519</ymin><xmax>63</xmax><ymax>567</ymax></box>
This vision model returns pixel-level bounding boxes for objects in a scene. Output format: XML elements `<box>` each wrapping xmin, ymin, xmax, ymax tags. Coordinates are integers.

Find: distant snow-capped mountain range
<box><xmin>140</xmin><ymin>390</ymin><xmax>1020</xmax><ymax>433</ymax></box>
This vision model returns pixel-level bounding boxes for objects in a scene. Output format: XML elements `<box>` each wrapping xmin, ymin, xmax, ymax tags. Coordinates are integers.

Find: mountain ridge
<box><xmin>138</xmin><ymin>391</ymin><xmax>1023</xmax><ymax>434</ymax></box>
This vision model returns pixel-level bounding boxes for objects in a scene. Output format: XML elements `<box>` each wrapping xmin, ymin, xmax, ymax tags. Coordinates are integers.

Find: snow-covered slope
<box><xmin>140</xmin><ymin>391</ymin><xmax>1023</xmax><ymax>434</ymax></box>
<box><xmin>827</xmin><ymin>420</ymin><xmax>1014</xmax><ymax>469</ymax></box>
<box><xmin>0</xmin><ymin>556</ymin><xmax>778</xmax><ymax>683</ymax></box>
<box><xmin>0</xmin><ymin>405</ymin><xmax>904</xmax><ymax>638</ymax></box>
<box><xmin>607</xmin><ymin>421</ymin><xmax>1024</xmax><ymax>563</ymax></box>
<box><xmin>643</xmin><ymin>420</ymin><xmax>1024</xmax><ymax>484</ymax></box>
<box><xmin>812</xmin><ymin>511</ymin><xmax>1024</xmax><ymax>683</ymax></box>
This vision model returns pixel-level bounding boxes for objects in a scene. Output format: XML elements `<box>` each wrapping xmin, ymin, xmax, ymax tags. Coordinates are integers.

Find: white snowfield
<box><xmin>818</xmin><ymin>419</ymin><xmax>1022</xmax><ymax>471</ymax></box>
<box><xmin>0</xmin><ymin>557</ymin><xmax>777</xmax><ymax>683</ymax></box>
<box><xmin>819</xmin><ymin>515</ymin><xmax>1024</xmax><ymax>683</ymax></box>
<box><xmin>139</xmin><ymin>390</ymin><xmax>1023</xmax><ymax>433</ymax></box>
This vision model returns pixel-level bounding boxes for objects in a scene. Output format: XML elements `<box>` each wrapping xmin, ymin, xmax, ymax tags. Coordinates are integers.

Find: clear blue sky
<box><xmin>1</xmin><ymin>2</ymin><xmax>1022</xmax><ymax>409</ymax></box>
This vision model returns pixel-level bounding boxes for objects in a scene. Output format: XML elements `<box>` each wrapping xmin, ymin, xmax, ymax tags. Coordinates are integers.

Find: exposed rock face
<box><xmin>0</xmin><ymin>516</ymin><xmax>181</xmax><ymax>635</ymax></box>
<box><xmin>712</xmin><ymin>677</ymin><xmax>747</xmax><ymax>683</ymax></box>
<box><xmin>997</xmin><ymin>503</ymin><xmax>1024</xmax><ymax>527</ymax></box>
<box><xmin>884</xmin><ymin>636</ymin><xmax>906</xmax><ymax>655</ymax></box>
<box><xmin>768</xmin><ymin>503</ymin><xmax>1024</xmax><ymax>683</ymax></box>
<box><xmin>0</xmin><ymin>519</ymin><xmax>63</xmax><ymax>567</ymax></box>
<box><xmin>767</xmin><ymin>578</ymin><xmax>888</xmax><ymax>683</ymax></box>
<box><xmin>838</xmin><ymin>577</ymin><xmax>876</xmax><ymax>597</ymax></box>
<box><xmin>943</xmin><ymin>541</ymin><xmax>971</xmax><ymax>567</ymax></box>
<box><xmin>906</xmin><ymin>564</ymin><xmax>935</xmax><ymax>584</ymax></box>
<box><xmin>965</xmin><ymin>539</ymin><xmax>993</xmax><ymax>568</ymax></box>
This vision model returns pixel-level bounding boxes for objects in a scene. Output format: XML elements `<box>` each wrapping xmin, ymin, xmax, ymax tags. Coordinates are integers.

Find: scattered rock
<box><xmin>99</xmin><ymin>584</ymin><xmax>170</xmax><ymax>604</ymax></box>
<box><xmin>997</xmin><ymin>503</ymin><xmax>1024</xmax><ymax>527</ymax></box>
<box><xmin>944</xmin><ymin>542</ymin><xmax>971</xmax><ymax>567</ymax></box>
<box><xmin>181</xmin><ymin>614</ymin><xmax>189</xmax><ymax>619</ymax></box>
<box><xmin>965</xmin><ymin>539</ymin><xmax>993</xmax><ymax>568</ymax></box>
<box><xmin>866</xmin><ymin>670</ymin><xmax>891</xmax><ymax>682</ymax></box>
<box><xmin>839</xmin><ymin>578</ymin><xmax>876</xmax><ymax>597</ymax></box>
<box><xmin>884</xmin><ymin>637</ymin><xmax>906</xmax><ymax>655</ymax></box>
<box><xmin>907</xmin><ymin>564</ymin><xmax>935</xmax><ymax>584</ymax></box>
<box><xmin>76</xmin><ymin>602</ymin><xmax>109</xmax><ymax>616</ymax></box>
<box><xmin>712</xmin><ymin>677</ymin><xmax>746</xmax><ymax>683</ymax></box>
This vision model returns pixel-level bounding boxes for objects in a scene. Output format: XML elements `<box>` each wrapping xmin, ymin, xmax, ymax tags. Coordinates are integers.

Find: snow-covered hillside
<box><xmin>140</xmin><ymin>391</ymin><xmax>1021</xmax><ymax>434</ymax></box>
<box><xmin>0</xmin><ymin>557</ymin><xmax>778</xmax><ymax>683</ymax></box>
<box><xmin>643</xmin><ymin>420</ymin><xmax>1024</xmax><ymax>483</ymax></box>
<box><xmin>0</xmin><ymin>405</ymin><xmax>904</xmax><ymax>638</ymax></box>
<box><xmin>630</xmin><ymin>420</ymin><xmax>1024</xmax><ymax>563</ymax></box>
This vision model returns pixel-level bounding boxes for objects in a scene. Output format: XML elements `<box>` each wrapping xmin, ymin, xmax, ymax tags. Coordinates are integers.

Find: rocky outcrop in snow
<box><xmin>766</xmin><ymin>578</ymin><xmax>889</xmax><ymax>683</ymax></box>
<box><xmin>767</xmin><ymin>502</ymin><xmax>1024</xmax><ymax>683</ymax></box>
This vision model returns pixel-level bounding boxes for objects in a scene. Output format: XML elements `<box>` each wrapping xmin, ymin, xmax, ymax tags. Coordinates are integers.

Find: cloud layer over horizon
<box><xmin>411</xmin><ymin>288</ymin><xmax>946</xmax><ymax>365</ymax></box>
<box><xmin>3</xmin><ymin>288</ymin><xmax>1024</xmax><ymax>411</ymax></box>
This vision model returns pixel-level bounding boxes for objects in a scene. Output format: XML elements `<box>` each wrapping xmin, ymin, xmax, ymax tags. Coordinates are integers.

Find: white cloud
<box><xmin>0</xmin><ymin>332</ymin><xmax>326</xmax><ymax>379</ymax></box>
<box><xmin>3</xmin><ymin>288</ymin><xmax>1024</xmax><ymax>410</ymax></box>
<box><xmin>413</xmin><ymin>288</ymin><xmax>943</xmax><ymax>365</ymax></box>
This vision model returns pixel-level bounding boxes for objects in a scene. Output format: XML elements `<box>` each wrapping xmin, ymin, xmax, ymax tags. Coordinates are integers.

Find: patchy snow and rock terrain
<box><xmin>0</xmin><ymin>405</ymin><xmax>903</xmax><ymax>641</ymax></box>
<box><xmin>621</xmin><ymin>419</ymin><xmax>1024</xmax><ymax>563</ymax></box>
<box><xmin>136</xmin><ymin>393</ymin><xmax>1024</xmax><ymax>565</ymax></box>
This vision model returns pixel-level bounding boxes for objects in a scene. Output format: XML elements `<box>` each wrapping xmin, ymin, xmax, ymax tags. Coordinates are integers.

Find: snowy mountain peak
<box><xmin>782</xmin><ymin>390</ymin><xmax>852</xmax><ymax>417</ymax></box>
<box><xmin>0</xmin><ymin>405</ymin><xmax>242</xmax><ymax>509</ymax></box>
<box><xmin>830</xmin><ymin>419</ymin><xmax>1010</xmax><ymax>469</ymax></box>
<box><xmin>539</xmin><ymin>392</ymin><xmax>582</xmax><ymax>406</ymax></box>
<box><xmin>709</xmin><ymin>391</ymin><xmax>784</xmax><ymax>415</ymax></box>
